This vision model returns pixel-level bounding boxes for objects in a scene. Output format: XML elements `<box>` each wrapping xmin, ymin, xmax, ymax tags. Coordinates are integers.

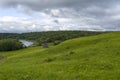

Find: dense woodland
<box><xmin>0</xmin><ymin>31</ymin><xmax>104</xmax><ymax>45</ymax></box>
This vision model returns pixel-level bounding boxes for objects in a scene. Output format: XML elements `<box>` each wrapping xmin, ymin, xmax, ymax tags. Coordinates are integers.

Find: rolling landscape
<box><xmin>0</xmin><ymin>31</ymin><xmax>120</xmax><ymax>80</ymax></box>
<box><xmin>0</xmin><ymin>0</ymin><xmax>120</xmax><ymax>80</ymax></box>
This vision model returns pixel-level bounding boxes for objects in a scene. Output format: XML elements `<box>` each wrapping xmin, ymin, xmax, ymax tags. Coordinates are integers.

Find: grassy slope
<box><xmin>0</xmin><ymin>32</ymin><xmax>120</xmax><ymax>80</ymax></box>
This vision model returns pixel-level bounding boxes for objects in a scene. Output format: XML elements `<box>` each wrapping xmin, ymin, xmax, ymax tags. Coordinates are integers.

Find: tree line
<box><xmin>0</xmin><ymin>31</ymin><xmax>104</xmax><ymax>46</ymax></box>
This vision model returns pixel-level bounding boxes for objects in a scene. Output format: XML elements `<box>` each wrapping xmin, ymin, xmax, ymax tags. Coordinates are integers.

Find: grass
<box><xmin>0</xmin><ymin>31</ymin><xmax>120</xmax><ymax>80</ymax></box>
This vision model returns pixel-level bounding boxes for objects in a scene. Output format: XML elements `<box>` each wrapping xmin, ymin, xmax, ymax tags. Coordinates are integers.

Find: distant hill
<box><xmin>0</xmin><ymin>31</ymin><xmax>104</xmax><ymax>45</ymax></box>
<box><xmin>0</xmin><ymin>31</ymin><xmax>119</xmax><ymax>80</ymax></box>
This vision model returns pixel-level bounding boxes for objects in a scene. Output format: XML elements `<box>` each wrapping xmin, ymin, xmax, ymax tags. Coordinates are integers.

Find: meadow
<box><xmin>0</xmin><ymin>31</ymin><xmax>120</xmax><ymax>80</ymax></box>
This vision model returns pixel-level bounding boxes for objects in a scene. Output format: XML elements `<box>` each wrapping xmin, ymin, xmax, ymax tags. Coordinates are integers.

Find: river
<box><xmin>19</xmin><ymin>40</ymin><xmax>34</xmax><ymax>47</ymax></box>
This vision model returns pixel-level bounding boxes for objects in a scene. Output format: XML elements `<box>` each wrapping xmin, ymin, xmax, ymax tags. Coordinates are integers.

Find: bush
<box><xmin>0</xmin><ymin>39</ymin><xmax>24</xmax><ymax>51</ymax></box>
<box><xmin>69</xmin><ymin>51</ymin><xmax>75</xmax><ymax>54</ymax></box>
<box><xmin>53</xmin><ymin>40</ymin><xmax>61</xmax><ymax>45</ymax></box>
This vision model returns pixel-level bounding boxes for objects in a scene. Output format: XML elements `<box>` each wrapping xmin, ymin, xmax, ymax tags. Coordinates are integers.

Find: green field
<box><xmin>0</xmin><ymin>32</ymin><xmax>120</xmax><ymax>80</ymax></box>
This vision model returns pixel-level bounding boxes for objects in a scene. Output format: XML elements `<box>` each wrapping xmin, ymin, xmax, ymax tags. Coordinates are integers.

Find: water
<box><xmin>19</xmin><ymin>40</ymin><xmax>34</xmax><ymax>47</ymax></box>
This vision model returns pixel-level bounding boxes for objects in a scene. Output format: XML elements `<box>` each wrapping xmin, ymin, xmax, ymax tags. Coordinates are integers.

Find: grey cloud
<box><xmin>0</xmin><ymin>0</ymin><xmax>120</xmax><ymax>32</ymax></box>
<box><xmin>53</xmin><ymin>20</ymin><xmax>59</xmax><ymax>24</ymax></box>
<box><xmin>0</xmin><ymin>0</ymin><xmax>119</xmax><ymax>11</ymax></box>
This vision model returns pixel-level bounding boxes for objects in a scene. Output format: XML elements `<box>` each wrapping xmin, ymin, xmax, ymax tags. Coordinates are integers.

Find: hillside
<box><xmin>0</xmin><ymin>31</ymin><xmax>103</xmax><ymax>45</ymax></box>
<box><xmin>0</xmin><ymin>32</ymin><xmax>120</xmax><ymax>80</ymax></box>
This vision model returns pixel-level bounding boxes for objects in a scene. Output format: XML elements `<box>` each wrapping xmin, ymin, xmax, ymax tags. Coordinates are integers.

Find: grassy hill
<box><xmin>0</xmin><ymin>32</ymin><xmax>120</xmax><ymax>80</ymax></box>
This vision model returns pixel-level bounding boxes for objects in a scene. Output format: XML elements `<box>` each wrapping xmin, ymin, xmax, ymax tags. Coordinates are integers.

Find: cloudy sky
<box><xmin>0</xmin><ymin>0</ymin><xmax>120</xmax><ymax>33</ymax></box>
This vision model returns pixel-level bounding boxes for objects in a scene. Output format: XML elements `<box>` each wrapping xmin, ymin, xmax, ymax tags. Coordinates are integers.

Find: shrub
<box><xmin>53</xmin><ymin>40</ymin><xmax>61</xmax><ymax>45</ymax></box>
<box><xmin>69</xmin><ymin>51</ymin><xmax>75</xmax><ymax>54</ymax></box>
<box><xmin>0</xmin><ymin>39</ymin><xmax>24</xmax><ymax>51</ymax></box>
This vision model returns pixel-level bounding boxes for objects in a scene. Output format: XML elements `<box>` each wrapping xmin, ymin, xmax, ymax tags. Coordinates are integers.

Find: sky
<box><xmin>0</xmin><ymin>0</ymin><xmax>120</xmax><ymax>33</ymax></box>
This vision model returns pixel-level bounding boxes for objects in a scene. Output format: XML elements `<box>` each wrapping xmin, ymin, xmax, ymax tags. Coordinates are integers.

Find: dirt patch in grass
<box><xmin>0</xmin><ymin>55</ymin><xmax>6</xmax><ymax>60</ymax></box>
<box><xmin>43</xmin><ymin>57</ymin><xmax>56</xmax><ymax>63</ymax></box>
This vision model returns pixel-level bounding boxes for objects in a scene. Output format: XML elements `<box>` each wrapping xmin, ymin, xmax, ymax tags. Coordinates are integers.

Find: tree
<box><xmin>0</xmin><ymin>39</ymin><xmax>24</xmax><ymax>51</ymax></box>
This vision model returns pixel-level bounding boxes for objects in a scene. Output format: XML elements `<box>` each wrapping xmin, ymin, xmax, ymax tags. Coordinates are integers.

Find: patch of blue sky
<box><xmin>0</xmin><ymin>8</ymin><xmax>40</xmax><ymax>18</ymax></box>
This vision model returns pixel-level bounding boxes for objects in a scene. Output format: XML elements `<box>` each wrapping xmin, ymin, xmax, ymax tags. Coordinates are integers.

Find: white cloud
<box><xmin>0</xmin><ymin>13</ymin><xmax>120</xmax><ymax>33</ymax></box>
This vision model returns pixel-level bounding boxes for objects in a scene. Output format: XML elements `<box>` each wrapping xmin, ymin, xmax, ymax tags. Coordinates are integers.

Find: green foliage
<box><xmin>0</xmin><ymin>39</ymin><xmax>23</xmax><ymax>51</ymax></box>
<box><xmin>0</xmin><ymin>31</ymin><xmax>104</xmax><ymax>46</ymax></box>
<box><xmin>53</xmin><ymin>40</ymin><xmax>61</xmax><ymax>45</ymax></box>
<box><xmin>20</xmin><ymin>31</ymin><xmax>104</xmax><ymax>45</ymax></box>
